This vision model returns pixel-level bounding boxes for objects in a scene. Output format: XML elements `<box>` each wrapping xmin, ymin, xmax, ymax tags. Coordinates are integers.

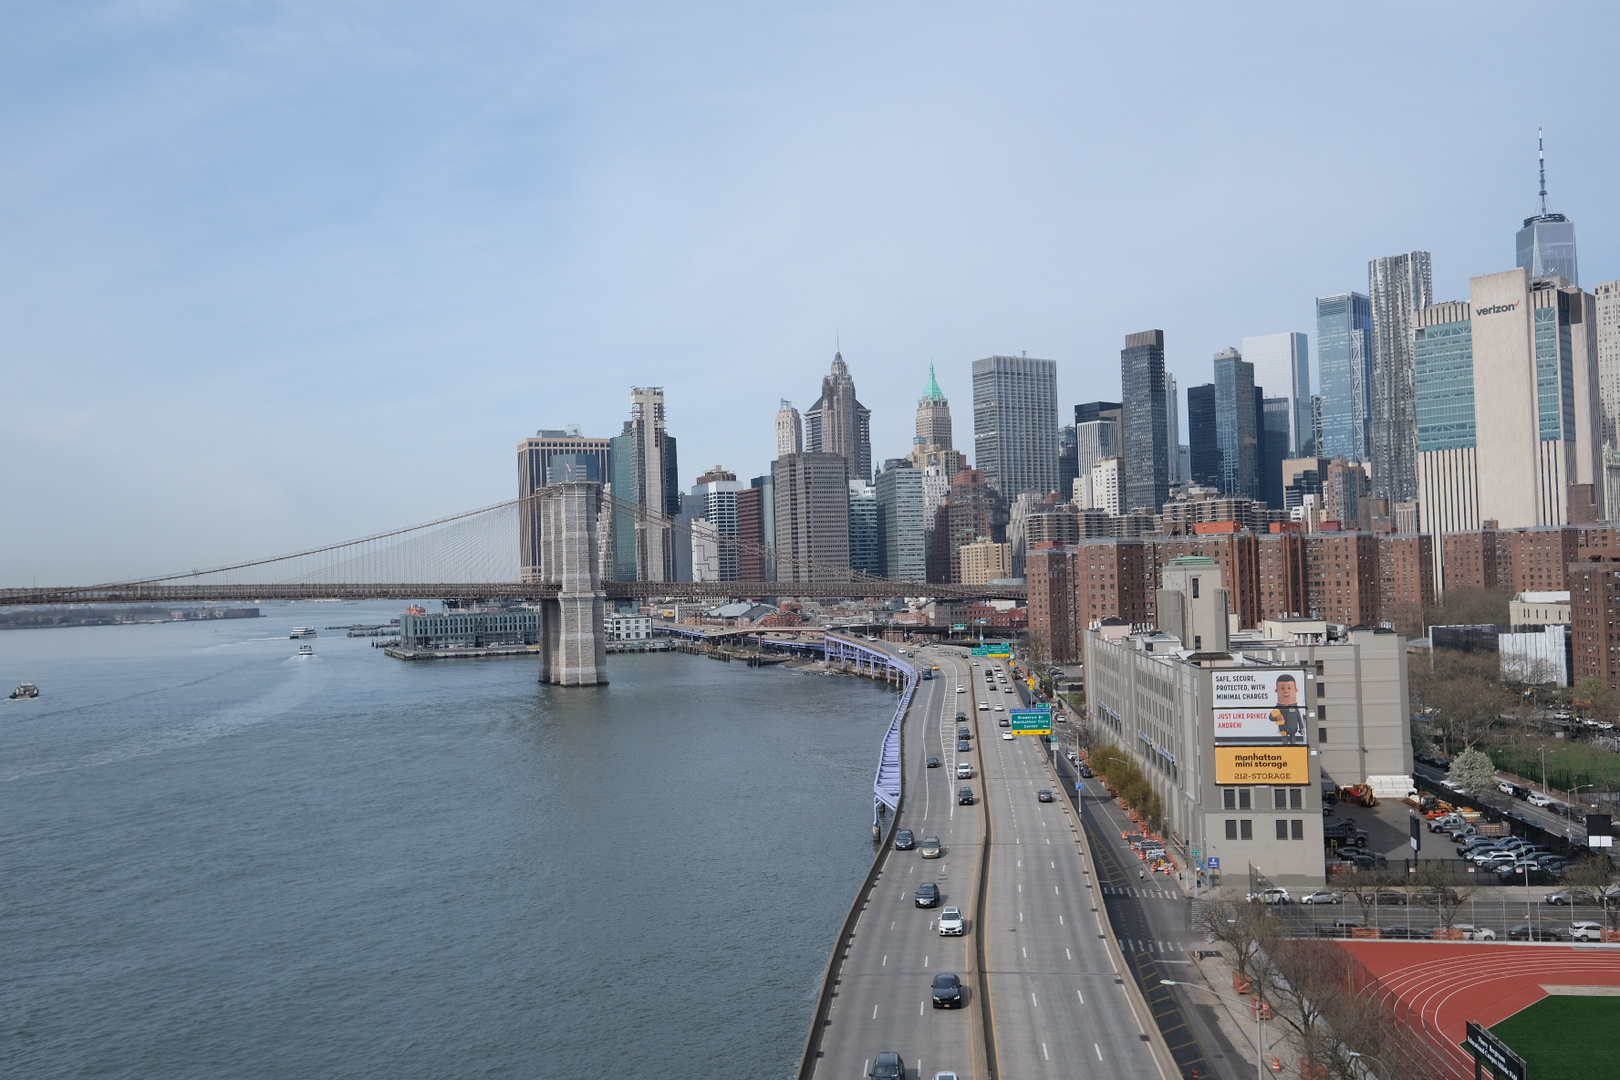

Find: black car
<box><xmin>931</xmin><ymin>972</ymin><xmax>963</xmax><ymax>1008</ymax></box>
<box><xmin>1370</xmin><ymin>889</ymin><xmax>1407</xmax><ymax>906</ymax></box>
<box><xmin>1507</xmin><ymin>924</ymin><xmax>1566</xmax><ymax>941</ymax></box>
<box><xmin>1335</xmin><ymin>850</ymin><xmax>1388</xmax><ymax>870</ymax></box>
<box><xmin>958</xmin><ymin>787</ymin><xmax>975</xmax><ymax>805</ymax></box>
<box><xmin>926</xmin><ymin>756</ymin><xmax>941</xmax><ymax>768</ymax></box>
<box><xmin>1079</xmin><ymin>765</ymin><xmax>1093</xmax><ymax>778</ymax></box>
<box><xmin>894</xmin><ymin>829</ymin><xmax>915</xmax><ymax>850</ymax></box>
<box><xmin>956</xmin><ymin>711</ymin><xmax>967</xmax><ymax>721</ymax></box>
<box><xmin>1380</xmin><ymin>925</ymin><xmax>1431</xmax><ymax>939</ymax></box>
<box><xmin>957</xmin><ymin>728</ymin><xmax>971</xmax><ymax>740</ymax></box>
<box><xmin>869</xmin><ymin>1052</ymin><xmax>904</xmax><ymax>1080</ymax></box>
<box><xmin>915</xmin><ymin>882</ymin><xmax>939</xmax><ymax>907</ymax></box>
<box><xmin>957</xmin><ymin>739</ymin><xmax>972</xmax><ymax>752</ymax></box>
<box><xmin>1037</xmin><ymin>789</ymin><xmax>1054</xmax><ymax>802</ymax></box>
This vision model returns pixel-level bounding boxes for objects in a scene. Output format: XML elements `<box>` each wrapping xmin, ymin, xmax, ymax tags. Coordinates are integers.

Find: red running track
<box><xmin>1341</xmin><ymin>942</ymin><xmax>1620</xmax><ymax>1079</ymax></box>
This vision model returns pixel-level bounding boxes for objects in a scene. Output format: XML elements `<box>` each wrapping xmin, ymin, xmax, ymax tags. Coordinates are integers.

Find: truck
<box><xmin>1322</xmin><ymin>818</ymin><xmax>1369</xmax><ymax>848</ymax></box>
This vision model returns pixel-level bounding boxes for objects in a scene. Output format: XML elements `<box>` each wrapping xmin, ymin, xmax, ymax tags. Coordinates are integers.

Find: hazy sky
<box><xmin>5</xmin><ymin>2</ymin><xmax>1619</xmax><ymax>583</ymax></box>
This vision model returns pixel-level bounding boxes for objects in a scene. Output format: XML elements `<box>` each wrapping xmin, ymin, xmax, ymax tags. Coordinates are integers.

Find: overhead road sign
<box><xmin>1010</xmin><ymin>707</ymin><xmax>1052</xmax><ymax>735</ymax></box>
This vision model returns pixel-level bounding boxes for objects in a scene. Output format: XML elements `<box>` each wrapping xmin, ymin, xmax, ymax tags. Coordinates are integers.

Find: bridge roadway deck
<box><xmin>812</xmin><ymin>647</ymin><xmax>1164</xmax><ymax>1080</ymax></box>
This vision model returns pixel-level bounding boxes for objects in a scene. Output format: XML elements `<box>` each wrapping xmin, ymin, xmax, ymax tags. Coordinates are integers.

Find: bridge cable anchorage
<box><xmin>7</xmin><ymin>487</ymin><xmax>1023</xmax><ymax>602</ymax></box>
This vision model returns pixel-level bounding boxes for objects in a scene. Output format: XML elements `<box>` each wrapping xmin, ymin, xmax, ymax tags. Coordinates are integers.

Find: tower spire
<box><xmin>1538</xmin><ymin>126</ymin><xmax>1548</xmax><ymax>217</ymax></box>
<box><xmin>921</xmin><ymin>362</ymin><xmax>946</xmax><ymax>402</ymax></box>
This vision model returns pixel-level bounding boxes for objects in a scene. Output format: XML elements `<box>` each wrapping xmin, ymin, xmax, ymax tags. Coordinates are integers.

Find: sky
<box><xmin>5</xmin><ymin>1</ymin><xmax>1620</xmax><ymax>584</ymax></box>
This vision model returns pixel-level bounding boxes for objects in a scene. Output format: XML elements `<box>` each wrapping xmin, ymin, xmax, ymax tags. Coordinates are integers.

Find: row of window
<box><xmin>1223</xmin><ymin>786</ymin><xmax>1306</xmax><ymax>810</ymax></box>
<box><xmin>1225</xmin><ymin>818</ymin><xmax>1307</xmax><ymax>840</ymax></box>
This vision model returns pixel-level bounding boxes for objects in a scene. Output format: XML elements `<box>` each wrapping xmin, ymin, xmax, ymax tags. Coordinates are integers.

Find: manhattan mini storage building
<box><xmin>1083</xmin><ymin>557</ymin><xmax>1412</xmax><ymax>888</ymax></box>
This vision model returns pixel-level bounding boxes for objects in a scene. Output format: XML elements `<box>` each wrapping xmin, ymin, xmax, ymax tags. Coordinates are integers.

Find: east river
<box><xmin>0</xmin><ymin>603</ymin><xmax>895</xmax><ymax>1078</ymax></box>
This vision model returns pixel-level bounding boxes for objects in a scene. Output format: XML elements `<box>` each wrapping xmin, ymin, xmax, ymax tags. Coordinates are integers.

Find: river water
<box><xmin>0</xmin><ymin>604</ymin><xmax>895</xmax><ymax>1079</ymax></box>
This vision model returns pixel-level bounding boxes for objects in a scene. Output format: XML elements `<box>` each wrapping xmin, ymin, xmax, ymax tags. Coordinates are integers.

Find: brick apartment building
<box><xmin>1569</xmin><ymin>551</ymin><xmax>1620</xmax><ymax>688</ymax></box>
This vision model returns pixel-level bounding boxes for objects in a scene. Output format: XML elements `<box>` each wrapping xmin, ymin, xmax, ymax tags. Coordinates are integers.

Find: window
<box><xmin>1273</xmin><ymin>788</ymin><xmax>1288</xmax><ymax>810</ymax></box>
<box><xmin>1225</xmin><ymin>819</ymin><xmax>1238</xmax><ymax>840</ymax></box>
<box><xmin>1291</xmin><ymin>819</ymin><xmax>1305</xmax><ymax>840</ymax></box>
<box><xmin>1276</xmin><ymin>818</ymin><xmax>1289</xmax><ymax>840</ymax></box>
<box><xmin>1192</xmin><ymin>577</ymin><xmax>1200</xmax><ymax>598</ymax></box>
<box><xmin>1319</xmin><ymin>727</ymin><xmax>1328</xmax><ymax>743</ymax></box>
<box><xmin>1224</xmin><ymin>788</ymin><xmax>1237</xmax><ymax>810</ymax></box>
<box><xmin>1290</xmin><ymin>788</ymin><xmax>1303</xmax><ymax>810</ymax></box>
<box><xmin>1240</xmin><ymin>820</ymin><xmax>1253</xmax><ymax>840</ymax></box>
<box><xmin>1318</xmin><ymin>705</ymin><xmax>1328</xmax><ymax>720</ymax></box>
<box><xmin>1238</xmin><ymin>789</ymin><xmax>1252</xmax><ymax>810</ymax></box>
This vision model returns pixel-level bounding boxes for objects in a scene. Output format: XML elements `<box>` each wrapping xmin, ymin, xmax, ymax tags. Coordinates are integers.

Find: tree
<box><xmin>1338</xmin><ymin>868</ymin><xmax>1403</xmax><ymax>925</ymax></box>
<box><xmin>1447</xmin><ymin>746</ymin><xmax>1496</xmax><ymax>796</ymax></box>
<box><xmin>1195</xmin><ymin>900</ymin><xmax>1282</xmax><ymax>983</ymax></box>
<box><xmin>1562</xmin><ymin>856</ymin><xmax>1619</xmax><ymax>924</ymax></box>
<box><xmin>1408</xmin><ymin>861</ymin><xmax>1475</xmax><ymax>928</ymax></box>
<box><xmin>1410</xmin><ymin>650</ymin><xmax>1509</xmax><ymax>753</ymax></box>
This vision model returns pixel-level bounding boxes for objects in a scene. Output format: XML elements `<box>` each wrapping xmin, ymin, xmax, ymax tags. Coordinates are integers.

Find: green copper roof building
<box><xmin>915</xmin><ymin>363</ymin><xmax>953</xmax><ymax>452</ymax></box>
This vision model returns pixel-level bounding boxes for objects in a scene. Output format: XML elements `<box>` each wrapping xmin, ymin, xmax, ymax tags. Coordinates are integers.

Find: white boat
<box><xmin>9</xmin><ymin>682</ymin><xmax>40</xmax><ymax>699</ymax></box>
<box><xmin>297</xmin><ymin>644</ymin><xmax>314</xmax><ymax>656</ymax></box>
<box><xmin>289</xmin><ymin>627</ymin><xmax>317</xmax><ymax>639</ymax></box>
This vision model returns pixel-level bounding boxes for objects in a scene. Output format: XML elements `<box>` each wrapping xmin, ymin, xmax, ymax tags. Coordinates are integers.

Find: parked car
<box><xmin>1248</xmin><ymin>888</ymin><xmax>1291</xmax><ymax>905</ymax></box>
<box><xmin>1570</xmin><ymin>921</ymin><xmax>1607</xmax><ymax>942</ymax></box>
<box><xmin>1544</xmin><ymin>889</ymin><xmax>1594</xmax><ymax>905</ymax></box>
<box><xmin>1527</xmin><ymin>792</ymin><xmax>1557</xmax><ymax>809</ymax></box>
<box><xmin>1507</xmin><ymin>924</ymin><xmax>1567</xmax><ymax>941</ymax></box>
<box><xmin>1412</xmin><ymin>887</ymin><xmax>1460</xmax><ymax>907</ymax></box>
<box><xmin>1381</xmin><ymin>925</ymin><xmax>1432</xmax><ymax>939</ymax></box>
<box><xmin>1300</xmin><ymin>890</ymin><xmax>1342</xmax><ymax>905</ymax></box>
<box><xmin>894</xmin><ymin>829</ymin><xmax>915</xmax><ymax>850</ymax></box>
<box><xmin>1317</xmin><ymin>918</ymin><xmax>1362</xmax><ymax>937</ymax></box>
<box><xmin>1370</xmin><ymin>889</ymin><xmax>1408</xmax><ymax>906</ymax></box>
<box><xmin>1454</xmin><ymin>924</ymin><xmax>1497</xmax><ymax>941</ymax></box>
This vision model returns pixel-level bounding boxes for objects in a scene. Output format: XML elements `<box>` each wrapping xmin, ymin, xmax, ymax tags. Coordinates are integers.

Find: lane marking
<box><xmin>1094</xmin><ymin>1043</ymin><xmax>1103</xmax><ymax>1061</ymax></box>
<box><xmin>1031</xmin><ymin>991</ymin><xmax>1038</xmax><ymax>1007</ymax></box>
<box><xmin>1042</xmin><ymin>1042</ymin><xmax>1050</xmax><ymax>1061</ymax></box>
<box><xmin>872</xmin><ymin>1005</ymin><xmax>879</xmax><ymax>1019</ymax></box>
<box><xmin>1066</xmin><ymin>947</ymin><xmax>1072</xmax><ymax>960</ymax></box>
<box><xmin>882</xmin><ymin>955</ymin><xmax>887</xmax><ymax>966</ymax></box>
<box><xmin>1077</xmin><ymin>989</ymin><xmax>1084</xmax><ymax>1003</ymax></box>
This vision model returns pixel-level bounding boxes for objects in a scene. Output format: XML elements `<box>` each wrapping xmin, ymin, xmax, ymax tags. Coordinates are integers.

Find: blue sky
<box><xmin>4</xmin><ymin>2</ymin><xmax>1619</xmax><ymax>582</ymax></box>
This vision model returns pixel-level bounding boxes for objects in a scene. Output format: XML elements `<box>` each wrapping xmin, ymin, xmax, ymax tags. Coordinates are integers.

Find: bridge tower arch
<box><xmin>537</xmin><ymin>481</ymin><xmax>608</xmax><ymax>685</ymax></box>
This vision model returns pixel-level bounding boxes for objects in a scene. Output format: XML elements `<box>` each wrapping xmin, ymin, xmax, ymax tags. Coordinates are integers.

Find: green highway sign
<box><xmin>952</xmin><ymin>624</ymin><xmax>967</xmax><ymax>631</ymax></box>
<box><xmin>971</xmin><ymin>642</ymin><xmax>1012</xmax><ymax>657</ymax></box>
<box><xmin>1009</xmin><ymin>707</ymin><xmax>1052</xmax><ymax>735</ymax></box>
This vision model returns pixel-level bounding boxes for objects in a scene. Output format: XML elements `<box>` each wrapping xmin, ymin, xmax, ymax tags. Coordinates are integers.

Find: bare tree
<box><xmin>1337</xmin><ymin>869</ymin><xmax>1403</xmax><ymax>926</ymax></box>
<box><xmin>1562</xmin><ymin>856</ymin><xmax>1619</xmax><ymax>924</ymax></box>
<box><xmin>1408</xmin><ymin>861</ymin><xmax>1475</xmax><ymax>929</ymax></box>
<box><xmin>1195</xmin><ymin>900</ymin><xmax>1282</xmax><ymax>983</ymax></box>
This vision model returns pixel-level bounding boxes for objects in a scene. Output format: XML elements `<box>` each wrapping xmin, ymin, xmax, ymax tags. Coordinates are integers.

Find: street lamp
<box><xmin>1346</xmin><ymin>1050</ymin><xmax>1389</xmax><ymax>1079</ymax></box>
<box><xmin>1161</xmin><ymin>979</ymin><xmax>1266</xmax><ymax>1080</ymax></box>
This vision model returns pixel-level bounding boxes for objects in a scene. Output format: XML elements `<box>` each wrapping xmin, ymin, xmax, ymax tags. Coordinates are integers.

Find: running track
<box><xmin>1341</xmin><ymin>942</ymin><xmax>1620</xmax><ymax>1078</ymax></box>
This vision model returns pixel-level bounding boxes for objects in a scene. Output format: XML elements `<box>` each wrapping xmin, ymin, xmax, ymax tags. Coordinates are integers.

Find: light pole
<box><xmin>1161</xmin><ymin>979</ymin><xmax>1266</xmax><ymax>1080</ymax></box>
<box><xmin>1346</xmin><ymin>1049</ymin><xmax>1389</xmax><ymax>1079</ymax></box>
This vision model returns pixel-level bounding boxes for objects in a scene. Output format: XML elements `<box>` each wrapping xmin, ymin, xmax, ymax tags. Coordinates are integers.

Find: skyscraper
<box><xmin>875</xmin><ymin>461</ymin><xmax>926</xmax><ymax>582</ymax></box>
<box><xmin>1596</xmin><ymin>280</ymin><xmax>1620</xmax><ymax>447</ymax></box>
<box><xmin>1241</xmin><ymin>332</ymin><xmax>1311</xmax><ymax>456</ymax></box>
<box><xmin>805</xmin><ymin>351</ymin><xmax>873</xmax><ymax>483</ymax></box>
<box><xmin>1163</xmin><ymin>372</ymin><xmax>1182</xmax><ymax>481</ymax></box>
<box><xmin>1213</xmin><ymin>347</ymin><xmax>1258</xmax><ymax>499</ymax></box>
<box><xmin>1411</xmin><ymin>268</ymin><xmax>1604</xmax><ymax>575</ymax></box>
<box><xmin>610</xmin><ymin>387</ymin><xmax>679</xmax><ymax>582</ymax></box>
<box><xmin>1369</xmin><ymin>251</ymin><xmax>1433</xmax><ymax>503</ymax></box>
<box><xmin>972</xmin><ymin>353</ymin><xmax>1060</xmax><ymax>499</ymax></box>
<box><xmin>1516</xmin><ymin>130</ymin><xmax>1579</xmax><ymax>286</ymax></box>
<box><xmin>1072</xmin><ymin>400</ymin><xmax>1122</xmax><ymax>495</ymax></box>
<box><xmin>1120</xmin><ymin>331</ymin><xmax>1170</xmax><ymax>513</ymax></box>
<box><xmin>848</xmin><ymin>482</ymin><xmax>880</xmax><ymax>577</ymax></box>
<box><xmin>772</xmin><ymin>452</ymin><xmax>851</xmax><ymax>583</ymax></box>
<box><xmin>1187</xmin><ymin>383</ymin><xmax>1219</xmax><ymax>488</ymax></box>
<box><xmin>775</xmin><ymin>400</ymin><xmax>803</xmax><ymax>458</ymax></box>
<box><xmin>910</xmin><ymin>363</ymin><xmax>966</xmax><ymax>478</ymax></box>
<box><xmin>517</xmin><ymin>428</ymin><xmax>614</xmax><ymax>582</ymax></box>
<box><xmin>1316</xmin><ymin>292</ymin><xmax>1372</xmax><ymax>462</ymax></box>
<box><xmin>1259</xmin><ymin>395</ymin><xmax>1291</xmax><ymax>510</ymax></box>
<box><xmin>688</xmin><ymin>466</ymin><xmax>743</xmax><ymax>581</ymax></box>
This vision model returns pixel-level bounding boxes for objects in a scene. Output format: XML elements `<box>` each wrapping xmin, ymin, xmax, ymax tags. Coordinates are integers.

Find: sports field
<box><xmin>1489</xmin><ymin>994</ymin><xmax>1620</xmax><ymax>1080</ymax></box>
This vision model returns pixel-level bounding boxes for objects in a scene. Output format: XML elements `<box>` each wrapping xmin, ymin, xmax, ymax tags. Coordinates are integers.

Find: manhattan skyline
<box><xmin>4</xmin><ymin>4</ymin><xmax>1619</xmax><ymax>583</ymax></box>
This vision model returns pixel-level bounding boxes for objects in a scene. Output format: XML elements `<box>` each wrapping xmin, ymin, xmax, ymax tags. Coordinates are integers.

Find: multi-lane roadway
<box><xmin>810</xmin><ymin>646</ymin><xmax>1168</xmax><ymax>1080</ymax></box>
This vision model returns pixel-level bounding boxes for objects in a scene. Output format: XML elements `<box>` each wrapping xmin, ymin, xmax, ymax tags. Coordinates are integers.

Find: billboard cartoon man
<box><xmin>1268</xmin><ymin>674</ymin><xmax>1305</xmax><ymax>744</ymax></box>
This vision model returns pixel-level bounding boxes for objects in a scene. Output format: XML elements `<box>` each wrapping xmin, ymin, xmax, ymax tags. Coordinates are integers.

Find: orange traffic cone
<box><xmin>1270</xmin><ymin>1056</ymin><xmax>1282</xmax><ymax>1072</ymax></box>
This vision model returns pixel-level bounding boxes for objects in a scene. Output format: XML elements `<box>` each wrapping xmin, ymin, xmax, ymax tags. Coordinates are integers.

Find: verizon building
<box><xmin>1084</xmin><ymin>557</ymin><xmax>1412</xmax><ymax>889</ymax></box>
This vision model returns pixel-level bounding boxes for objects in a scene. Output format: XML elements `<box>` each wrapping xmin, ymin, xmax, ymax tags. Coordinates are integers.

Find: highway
<box><xmin>811</xmin><ymin>645</ymin><xmax>1168</xmax><ymax>1080</ymax></box>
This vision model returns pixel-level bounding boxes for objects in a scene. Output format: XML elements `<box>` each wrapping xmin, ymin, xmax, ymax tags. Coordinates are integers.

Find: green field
<box><xmin>1486</xmin><ymin>995</ymin><xmax>1620</xmax><ymax>1080</ymax></box>
<box><xmin>1490</xmin><ymin>740</ymin><xmax>1620</xmax><ymax>795</ymax></box>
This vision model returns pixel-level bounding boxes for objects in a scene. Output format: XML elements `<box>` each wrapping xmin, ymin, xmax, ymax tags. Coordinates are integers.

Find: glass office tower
<box><xmin>1316</xmin><ymin>292</ymin><xmax>1373</xmax><ymax>462</ymax></box>
<box><xmin>1120</xmin><ymin>330</ymin><xmax>1170</xmax><ymax>513</ymax></box>
<box><xmin>1213</xmin><ymin>347</ymin><xmax>1258</xmax><ymax>499</ymax></box>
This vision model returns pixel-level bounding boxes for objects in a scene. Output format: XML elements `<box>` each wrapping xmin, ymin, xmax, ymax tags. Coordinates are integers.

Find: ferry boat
<box><xmin>10</xmin><ymin>682</ymin><xmax>39</xmax><ymax>699</ymax></box>
<box><xmin>297</xmin><ymin>644</ymin><xmax>314</xmax><ymax>656</ymax></box>
<box><xmin>289</xmin><ymin>627</ymin><xmax>317</xmax><ymax>639</ymax></box>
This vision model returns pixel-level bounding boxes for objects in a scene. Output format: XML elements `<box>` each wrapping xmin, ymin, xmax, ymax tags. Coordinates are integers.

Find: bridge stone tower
<box><xmin>537</xmin><ymin>481</ymin><xmax>608</xmax><ymax>686</ymax></box>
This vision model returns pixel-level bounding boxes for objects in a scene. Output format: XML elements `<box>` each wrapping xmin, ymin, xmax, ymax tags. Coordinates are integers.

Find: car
<box><xmin>1037</xmin><ymin>789</ymin><xmax>1054</xmax><ymax>803</ymax></box>
<box><xmin>894</xmin><ymin>829</ymin><xmax>915</xmax><ymax>850</ymax></box>
<box><xmin>921</xmin><ymin>836</ymin><xmax>942</xmax><ymax>859</ymax></box>
<box><xmin>1337</xmin><ymin>851</ymin><xmax>1389</xmax><ymax>870</ymax></box>
<box><xmin>1380</xmin><ymin>925</ymin><xmax>1432</xmax><ymax>940</ymax></box>
<box><xmin>1079</xmin><ymin>765</ymin><xmax>1093</xmax><ymax>777</ymax></box>
<box><xmin>915</xmin><ymin>882</ymin><xmax>939</xmax><ymax>907</ymax></box>
<box><xmin>1002</xmin><ymin>731</ymin><xmax>1014</xmax><ymax>741</ymax></box>
<box><xmin>977</xmin><ymin>702</ymin><xmax>989</xmax><ymax>711</ymax></box>
<box><xmin>998</xmin><ymin>716</ymin><xmax>1010</xmax><ymax>727</ymax></box>
<box><xmin>1498</xmin><ymin>781</ymin><xmax>1517</xmax><ymax>795</ymax></box>
<box><xmin>1454</xmin><ymin>924</ymin><xmax>1497</xmax><ymax>941</ymax></box>
<box><xmin>957</xmin><ymin>686</ymin><xmax>966</xmax><ymax>693</ymax></box>
<box><xmin>955</xmin><ymin>711</ymin><xmax>967</xmax><ymax>721</ymax></box>
<box><xmin>870</xmin><ymin>1052</ymin><xmax>905</xmax><ymax>1079</ymax></box>
<box><xmin>1528</xmin><ymin>792</ymin><xmax>1556</xmax><ymax>808</ymax></box>
<box><xmin>926</xmin><ymin>756</ymin><xmax>941</xmax><ymax>768</ymax></box>
<box><xmin>1300</xmin><ymin>890</ymin><xmax>1343</xmax><ymax>905</ymax></box>
<box><xmin>1412</xmin><ymin>887</ymin><xmax>1460</xmax><ymax>907</ymax></box>
<box><xmin>1508</xmin><ymin>924</ymin><xmax>1567</xmax><ymax>941</ymax></box>
<box><xmin>958</xmin><ymin>787</ymin><xmax>975</xmax><ymax>805</ymax></box>
<box><xmin>1544</xmin><ymin>889</ymin><xmax>1592</xmax><ymax>905</ymax></box>
<box><xmin>933</xmin><ymin>1072</ymin><xmax>960</xmax><ymax>1080</ymax></box>
<box><xmin>1317</xmin><ymin>918</ymin><xmax>1362</xmax><ymax>937</ymax></box>
<box><xmin>957</xmin><ymin>739</ymin><xmax>972</xmax><ymax>752</ymax></box>
<box><xmin>1370</xmin><ymin>890</ymin><xmax>1407</xmax><ymax>906</ymax></box>
<box><xmin>993</xmin><ymin>703</ymin><xmax>1005</xmax><ymax>711</ymax></box>
<box><xmin>931</xmin><ymin>972</ymin><xmax>963</xmax><ymax>1008</ymax></box>
<box><xmin>1570</xmin><ymin>921</ymin><xmax>1607</xmax><ymax>941</ymax></box>
<box><xmin>1248</xmin><ymin>887</ymin><xmax>1291</xmax><ymax>905</ymax></box>
<box><xmin>957</xmin><ymin>727</ymin><xmax>971</xmax><ymax>739</ymax></box>
<box><xmin>937</xmin><ymin>906</ymin><xmax>965</xmax><ymax>935</ymax></box>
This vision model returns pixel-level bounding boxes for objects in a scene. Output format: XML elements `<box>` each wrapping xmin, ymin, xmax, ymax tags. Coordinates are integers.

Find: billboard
<box><xmin>1211</xmin><ymin>668</ymin><xmax>1308</xmax><ymax>746</ymax></box>
<box><xmin>1215</xmin><ymin>746</ymin><xmax>1310</xmax><ymax>785</ymax></box>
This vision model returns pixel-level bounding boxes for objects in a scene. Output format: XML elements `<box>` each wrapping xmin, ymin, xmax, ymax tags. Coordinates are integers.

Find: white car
<box><xmin>1247</xmin><ymin>888</ymin><xmax>1290</xmax><ymax>905</ymax></box>
<box><xmin>956</xmin><ymin>686</ymin><xmax>966</xmax><ymax>693</ymax></box>
<box><xmin>1527</xmin><ymin>792</ymin><xmax>1555</xmax><ymax>808</ymax></box>
<box><xmin>1300</xmin><ymin>891</ymin><xmax>1342</xmax><ymax>905</ymax></box>
<box><xmin>937</xmin><ymin>906</ymin><xmax>965</xmax><ymax>936</ymax></box>
<box><xmin>1497</xmin><ymin>781</ymin><xmax>1516</xmax><ymax>795</ymax></box>
<box><xmin>993</xmin><ymin>704</ymin><xmax>1005</xmax><ymax>711</ymax></box>
<box><xmin>1571</xmin><ymin>921</ymin><xmax>1607</xmax><ymax>942</ymax></box>
<box><xmin>1001</xmin><ymin>732</ymin><xmax>1014</xmax><ymax>741</ymax></box>
<box><xmin>977</xmin><ymin>703</ymin><xmax>989</xmax><ymax>711</ymax></box>
<box><xmin>1454</xmin><ymin>924</ymin><xmax>1497</xmax><ymax>941</ymax></box>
